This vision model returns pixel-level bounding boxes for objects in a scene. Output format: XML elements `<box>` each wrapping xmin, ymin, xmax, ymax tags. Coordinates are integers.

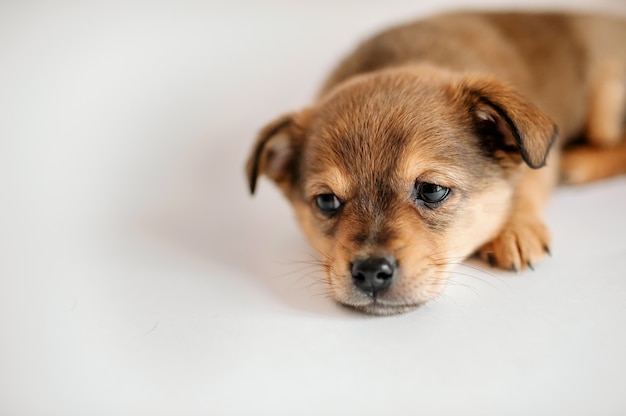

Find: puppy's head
<box><xmin>247</xmin><ymin>67</ymin><xmax>556</xmax><ymax>315</ymax></box>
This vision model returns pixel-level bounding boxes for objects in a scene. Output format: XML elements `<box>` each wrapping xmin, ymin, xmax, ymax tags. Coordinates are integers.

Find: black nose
<box><xmin>351</xmin><ymin>256</ymin><xmax>396</xmax><ymax>296</ymax></box>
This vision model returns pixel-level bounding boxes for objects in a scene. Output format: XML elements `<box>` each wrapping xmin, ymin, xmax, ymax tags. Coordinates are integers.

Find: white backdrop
<box><xmin>2</xmin><ymin>1</ymin><xmax>626</xmax><ymax>415</ymax></box>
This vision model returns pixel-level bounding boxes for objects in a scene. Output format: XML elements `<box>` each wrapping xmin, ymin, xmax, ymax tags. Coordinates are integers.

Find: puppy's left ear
<box><xmin>459</xmin><ymin>76</ymin><xmax>558</xmax><ymax>168</ymax></box>
<box><xmin>246</xmin><ymin>109</ymin><xmax>313</xmax><ymax>195</ymax></box>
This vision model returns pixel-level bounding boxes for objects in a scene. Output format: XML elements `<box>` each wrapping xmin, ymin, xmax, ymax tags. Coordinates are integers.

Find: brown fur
<box><xmin>246</xmin><ymin>11</ymin><xmax>626</xmax><ymax>315</ymax></box>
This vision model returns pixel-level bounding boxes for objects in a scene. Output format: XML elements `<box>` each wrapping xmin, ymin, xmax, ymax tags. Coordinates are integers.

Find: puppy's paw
<box><xmin>478</xmin><ymin>216</ymin><xmax>551</xmax><ymax>272</ymax></box>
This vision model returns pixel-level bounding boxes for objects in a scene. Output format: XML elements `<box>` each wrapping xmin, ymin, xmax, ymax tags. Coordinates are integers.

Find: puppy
<box><xmin>246</xmin><ymin>12</ymin><xmax>626</xmax><ymax>315</ymax></box>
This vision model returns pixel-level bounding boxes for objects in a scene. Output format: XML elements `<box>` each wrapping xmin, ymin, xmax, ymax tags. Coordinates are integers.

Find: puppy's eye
<box><xmin>415</xmin><ymin>182</ymin><xmax>450</xmax><ymax>207</ymax></box>
<box><xmin>315</xmin><ymin>194</ymin><xmax>342</xmax><ymax>216</ymax></box>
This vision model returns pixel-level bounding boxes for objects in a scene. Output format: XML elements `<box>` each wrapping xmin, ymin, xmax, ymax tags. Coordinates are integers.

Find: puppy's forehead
<box><xmin>304</xmin><ymin>73</ymin><xmax>474</xmax><ymax>183</ymax></box>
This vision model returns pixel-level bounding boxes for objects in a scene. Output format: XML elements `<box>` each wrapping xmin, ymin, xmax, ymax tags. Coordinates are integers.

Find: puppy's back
<box><xmin>318</xmin><ymin>12</ymin><xmax>626</xmax><ymax>139</ymax></box>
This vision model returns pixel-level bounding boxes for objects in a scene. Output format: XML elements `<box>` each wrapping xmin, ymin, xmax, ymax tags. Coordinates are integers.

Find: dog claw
<box><xmin>527</xmin><ymin>261</ymin><xmax>534</xmax><ymax>271</ymax></box>
<box><xmin>511</xmin><ymin>263</ymin><xmax>518</xmax><ymax>273</ymax></box>
<box><xmin>487</xmin><ymin>253</ymin><xmax>496</xmax><ymax>267</ymax></box>
<box><xmin>544</xmin><ymin>245</ymin><xmax>552</xmax><ymax>256</ymax></box>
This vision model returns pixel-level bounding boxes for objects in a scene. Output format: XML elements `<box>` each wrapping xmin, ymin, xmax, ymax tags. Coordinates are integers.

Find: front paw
<box><xmin>478</xmin><ymin>217</ymin><xmax>551</xmax><ymax>272</ymax></box>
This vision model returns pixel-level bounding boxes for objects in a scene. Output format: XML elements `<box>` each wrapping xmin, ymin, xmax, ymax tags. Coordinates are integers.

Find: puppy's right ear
<box><xmin>246</xmin><ymin>110</ymin><xmax>312</xmax><ymax>195</ymax></box>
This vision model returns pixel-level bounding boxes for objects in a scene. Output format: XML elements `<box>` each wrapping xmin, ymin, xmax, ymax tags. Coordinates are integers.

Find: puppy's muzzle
<box><xmin>351</xmin><ymin>256</ymin><xmax>396</xmax><ymax>296</ymax></box>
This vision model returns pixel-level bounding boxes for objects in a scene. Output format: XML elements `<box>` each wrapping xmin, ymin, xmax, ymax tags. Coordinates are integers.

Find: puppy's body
<box><xmin>322</xmin><ymin>13</ymin><xmax>626</xmax><ymax>142</ymax></box>
<box><xmin>247</xmin><ymin>12</ymin><xmax>626</xmax><ymax>315</ymax></box>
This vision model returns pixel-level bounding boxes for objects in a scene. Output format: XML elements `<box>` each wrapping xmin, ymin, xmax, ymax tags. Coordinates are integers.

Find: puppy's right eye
<box><xmin>315</xmin><ymin>194</ymin><xmax>342</xmax><ymax>216</ymax></box>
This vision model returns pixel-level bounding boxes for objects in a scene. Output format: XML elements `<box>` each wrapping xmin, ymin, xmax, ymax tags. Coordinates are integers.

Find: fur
<box><xmin>246</xmin><ymin>12</ymin><xmax>626</xmax><ymax>315</ymax></box>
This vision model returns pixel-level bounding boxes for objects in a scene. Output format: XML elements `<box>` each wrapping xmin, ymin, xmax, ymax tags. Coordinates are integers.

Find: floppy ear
<box><xmin>246</xmin><ymin>109</ymin><xmax>312</xmax><ymax>195</ymax></box>
<box><xmin>459</xmin><ymin>76</ymin><xmax>558</xmax><ymax>168</ymax></box>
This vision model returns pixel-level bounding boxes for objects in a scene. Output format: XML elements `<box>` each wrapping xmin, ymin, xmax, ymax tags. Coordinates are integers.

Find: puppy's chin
<box><xmin>342</xmin><ymin>301</ymin><xmax>426</xmax><ymax>316</ymax></box>
<box><xmin>333</xmin><ymin>285</ymin><xmax>443</xmax><ymax>316</ymax></box>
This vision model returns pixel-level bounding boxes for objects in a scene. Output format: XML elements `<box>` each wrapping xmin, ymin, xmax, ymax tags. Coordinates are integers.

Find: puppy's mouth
<box><xmin>327</xmin><ymin>257</ymin><xmax>441</xmax><ymax>315</ymax></box>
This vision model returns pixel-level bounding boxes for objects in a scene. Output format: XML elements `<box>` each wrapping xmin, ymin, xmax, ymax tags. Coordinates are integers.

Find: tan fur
<box><xmin>561</xmin><ymin>140</ymin><xmax>626</xmax><ymax>184</ymax></box>
<box><xmin>246</xmin><ymin>11</ymin><xmax>626</xmax><ymax>314</ymax></box>
<box><xmin>586</xmin><ymin>61</ymin><xmax>626</xmax><ymax>146</ymax></box>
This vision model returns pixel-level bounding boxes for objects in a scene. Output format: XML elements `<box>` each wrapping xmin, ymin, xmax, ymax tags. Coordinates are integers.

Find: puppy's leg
<box><xmin>478</xmin><ymin>161</ymin><xmax>556</xmax><ymax>271</ymax></box>
<box><xmin>585</xmin><ymin>62</ymin><xmax>625</xmax><ymax>148</ymax></box>
<box><xmin>561</xmin><ymin>63</ymin><xmax>626</xmax><ymax>184</ymax></box>
<box><xmin>561</xmin><ymin>140</ymin><xmax>626</xmax><ymax>184</ymax></box>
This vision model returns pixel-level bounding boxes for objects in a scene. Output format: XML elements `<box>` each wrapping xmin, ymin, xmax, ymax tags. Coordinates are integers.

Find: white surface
<box><xmin>2</xmin><ymin>1</ymin><xmax>626</xmax><ymax>415</ymax></box>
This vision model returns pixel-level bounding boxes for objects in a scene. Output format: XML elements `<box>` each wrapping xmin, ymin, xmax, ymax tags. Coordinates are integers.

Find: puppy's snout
<box><xmin>351</xmin><ymin>256</ymin><xmax>396</xmax><ymax>296</ymax></box>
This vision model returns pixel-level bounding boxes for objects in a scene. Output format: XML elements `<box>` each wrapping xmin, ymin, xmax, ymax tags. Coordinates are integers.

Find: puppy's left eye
<box><xmin>315</xmin><ymin>194</ymin><xmax>342</xmax><ymax>216</ymax></box>
<box><xmin>415</xmin><ymin>182</ymin><xmax>450</xmax><ymax>207</ymax></box>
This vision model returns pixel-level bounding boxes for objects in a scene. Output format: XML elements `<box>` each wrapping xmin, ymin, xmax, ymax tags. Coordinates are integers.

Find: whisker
<box><xmin>272</xmin><ymin>264</ymin><xmax>321</xmax><ymax>279</ymax></box>
<box><xmin>435</xmin><ymin>260</ymin><xmax>503</xmax><ymax>280</ymax></box>
<box><xmin>432</xmin><ymin>269</ymin><xmax>499</xmax><ymax>289</ymax></box>
<box><xmin>393</xmin><ymin>245</ymin><xmax>410</xmax><ymax>255</ymax></box>
<box><xmin>432</xmin><ymin>273</ymin><xmax>481</xmax><ymax>297</ymax></box>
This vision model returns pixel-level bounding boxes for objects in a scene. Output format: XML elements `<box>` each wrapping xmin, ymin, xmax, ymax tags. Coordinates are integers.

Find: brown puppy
<box><xmin>246</xmin><ymin>12</ymin><xmax>626</xmax><ymax>315</ymax></box>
